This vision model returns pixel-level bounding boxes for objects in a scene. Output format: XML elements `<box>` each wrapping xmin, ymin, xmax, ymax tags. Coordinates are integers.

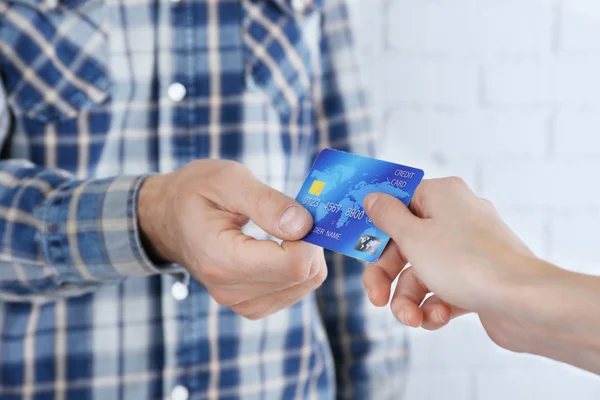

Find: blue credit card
<box><xmin>295</xmin><ymin>149</ymin><xmax>424</xmax><ymax>263</ymax></box>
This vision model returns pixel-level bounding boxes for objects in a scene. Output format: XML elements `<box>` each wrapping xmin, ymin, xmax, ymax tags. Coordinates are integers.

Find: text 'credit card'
<box><xmin>295</xmin><ymin>149</ymin><xmax>424</xmax><ymax>263</ymax></box>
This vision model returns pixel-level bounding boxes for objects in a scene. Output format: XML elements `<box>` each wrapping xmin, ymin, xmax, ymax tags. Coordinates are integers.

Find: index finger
<box><xmin>363</xmin><ymin>241</ymin><xmax>408</xmax><ymax>307</ymax></box>
<box><xmin>219</xmin><ymin>229</ymin><xmax>322</xmax><ymax>284</ymax></box>
<box><xmin>210</xmin><ymin>164</ymin><xmax>314</xmax><ymax>241</ymax></box>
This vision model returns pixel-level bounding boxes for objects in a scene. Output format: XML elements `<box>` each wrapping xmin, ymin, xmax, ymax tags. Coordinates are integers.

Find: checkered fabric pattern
<box><xmin>0</xmin><ymin>0</ymin><xmax>408</xmax><ymax>398</ymax></box>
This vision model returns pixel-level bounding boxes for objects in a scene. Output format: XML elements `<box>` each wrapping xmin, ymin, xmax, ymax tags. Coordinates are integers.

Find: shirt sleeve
<box><xmin>0</xmin><ymin>82</ymin><xmax>182</xmax><ymax>303</ymax></box>
<box><xmin>313</xmin><ymin>1</ymin><xmax>409</xmax><ymax>398</ymax></box>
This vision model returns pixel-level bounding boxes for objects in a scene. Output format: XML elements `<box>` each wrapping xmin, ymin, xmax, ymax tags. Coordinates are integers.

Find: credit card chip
<box><xmin>308</xmin><ymin>180</ymin><xmax>326</xmax><ymax>196</ymax></box>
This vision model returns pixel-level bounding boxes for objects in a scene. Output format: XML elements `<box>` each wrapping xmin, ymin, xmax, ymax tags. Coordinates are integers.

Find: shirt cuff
<box><xmin>35</xmin><ymin>175</ymin><xmax>184</xmax><ymax>285</ymax></box>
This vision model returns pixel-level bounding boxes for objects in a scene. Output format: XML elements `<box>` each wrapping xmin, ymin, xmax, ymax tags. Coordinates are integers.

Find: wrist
<box><xmin>138</xmin><ymin>174</ymin><xmax>174</xmax><ymax>264</ymax></box>
<box><xmin>498</xmin><ymin>255</ymin><xmax>599</xmax><ymax>353</ymax></box>
<box><xmin>498</xmin><ymin>254</ymin><xmax>564</xmax><ymax>322</ymax></box>
<box><xmin>492</xmin><ymin>254</ymin><xmax>600</xmax><ymax>373</ymax></box>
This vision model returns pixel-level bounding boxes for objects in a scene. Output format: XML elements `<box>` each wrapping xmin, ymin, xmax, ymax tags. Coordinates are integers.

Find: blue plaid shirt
<box><xmin>0</xmin><ymin>0</ymin><xmax>408</xmax><ymax>398</ymax></box>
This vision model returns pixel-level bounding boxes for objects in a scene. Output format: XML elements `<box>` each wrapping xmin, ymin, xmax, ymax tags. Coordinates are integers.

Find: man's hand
<box><xmin>138</xmin><ymin>159</ymin><xmax>327</xmax><ymax>320</ymax></box>
<box><xmin>362</xmin><ymin>178</ymin><xmax>546</xmax><ymax>343</ymax></box>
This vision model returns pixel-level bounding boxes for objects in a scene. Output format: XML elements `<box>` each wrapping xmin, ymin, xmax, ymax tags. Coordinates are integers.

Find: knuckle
<box><xmin>211</xmin><ymin>289</ymin><xmax>237</xmax><ymax>306</ymax></box>
<box><xmin>247</xmin><ymin>184</ymin><xmax>288</xmax><ymax>225</ymax></box>
<box><xmin>283</xmin><ymin>247</ymin><xmax>312</xmax><ymax>282</ymax></box>
<box><xmin>313</xmin><ymin>253</ymin><xmax>328</xmax><ymax>281</ymax></box>
<box><xmin>215</xmin><ymin>162</ymin><xmax>252</xmax><ymax>191</ymax></box>
<box><xmin>200</xmin><ymin>263</ymin><xmax>231</xmax><ymax>284</ymax></box>
<box><xmin>446</xmin><ymin>176</ymin><xmax>468</xmax><ymax>190</ymax></box>
<box><xmin>288</xmin><ymin>260</ymin><xmax>311</xmax><ymax>282</ymax></box>
<box><xmin>220</xmin><ymin>160</ymin><xmax>250</xmax><ymax>178</ymax></box>
<box><xmin>230</xmin><ymin>302</ymin><xmax>254</xmax><ymax>316</ymax></box>
<box><xmin>187</xmin><ymin>158</ymin><xmax>211</xmax><ymax>171</ymax></box>
<box><xmin>313</xmin><ymin>265</ymin><xmax>328</xmax><ymax>286</ymax></box>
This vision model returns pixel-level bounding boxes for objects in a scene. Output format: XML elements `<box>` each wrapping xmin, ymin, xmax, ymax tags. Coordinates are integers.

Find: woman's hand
<box><xmin>361</xmin><ymin>177</ymin><xmax>554</xmax><ymax>352</ymax></box>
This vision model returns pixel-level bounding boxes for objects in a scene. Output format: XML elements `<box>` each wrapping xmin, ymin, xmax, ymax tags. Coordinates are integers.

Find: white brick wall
<box><xmin>387</xmin><ymin>0</ymin><xmax>553</xmax><ymax>57</ymax></box>
<box><xmin>347</xmin><ymin>0</ymin><xmax>600</xmax><ymax>398</ymax></box>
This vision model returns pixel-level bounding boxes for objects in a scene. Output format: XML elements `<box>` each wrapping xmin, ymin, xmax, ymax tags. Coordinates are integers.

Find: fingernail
<box><xmin>364</xmin><ymin>194</ymin><xmax>379</xmax><ymax>211</ymax></box>
<box><xmin>397</xmin><ymin>309</ymin><xmax>408</xmax><ymax>325</ymax></box>
<box><xmin>279</xmin><ymin>205</ymin><xmax>309</xmax><ymax>235</ymax></box>
<box><xmin>435</xmin><ymin>309</ymin><xmax>446</xmax><ymax>323</ymax></box>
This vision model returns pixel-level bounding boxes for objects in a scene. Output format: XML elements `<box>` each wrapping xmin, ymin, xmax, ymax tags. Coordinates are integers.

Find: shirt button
<box><xmin>171</xmin><ymin>282</ymin><xmax>189</xmax><ymax>301</ymax></box>
<box><xmin>45</xmin><ymin>0</ymin><xmax>59</xmax><ymax>10</ymax></box>
<box><xmin>292</xmin><ymin>0</ymin><xmax>311</xmax><ymax>13</ymax></box>
<box><xmin>168</xmin><ymin>83</ymin><xmax>187</xmax><ymax>102</ymax></box>
<box><xmin>171</xmin><ymin>385</ymin><xmax>189</xmax><ymax>400</ymax></box>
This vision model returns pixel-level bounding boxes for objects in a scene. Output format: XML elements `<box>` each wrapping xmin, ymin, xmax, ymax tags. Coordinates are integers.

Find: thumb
<box><xmin>228</xmin><ymin>179</ymin><xmax>313</xmax><ymax>241</ymax></box>
<box><xmin>364</xmin><ymin>193</ymin><xmax>422</xmax><ymax>247</ymax></box>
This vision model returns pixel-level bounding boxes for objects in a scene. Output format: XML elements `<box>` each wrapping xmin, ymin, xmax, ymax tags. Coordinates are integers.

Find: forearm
<box><xmin>502</xmin><ymin>257</ymin><xmax>600</xmax><ymax>373</ymax></box>
<box><xmin>0</xmin><ymin>161</ymin><xmax>178</xmax><ymax>302</ymax></box>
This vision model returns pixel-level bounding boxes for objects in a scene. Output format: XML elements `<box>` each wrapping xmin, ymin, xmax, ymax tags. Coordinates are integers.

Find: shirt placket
<box><xmin>157</xmin><ymin>0</ymin><xmax>197</xmax><ymax>398</ymax></box>
<box><xmin>158</xmin><ymin>0</ymin><xmax>248</xmax><ymax>398</ymax></box>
